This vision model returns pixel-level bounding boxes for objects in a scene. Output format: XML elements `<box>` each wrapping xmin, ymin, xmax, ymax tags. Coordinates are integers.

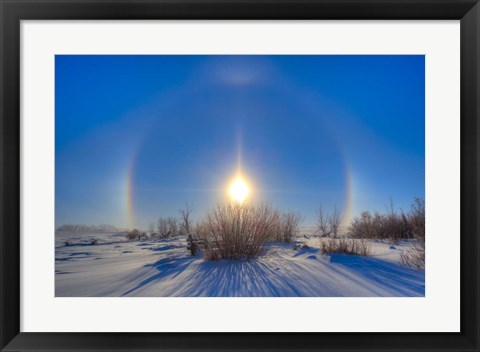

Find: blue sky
<box><xmin>55</xmin><ymin>55</ymin><xmax>424</xmax><ymax>229</ymax></box>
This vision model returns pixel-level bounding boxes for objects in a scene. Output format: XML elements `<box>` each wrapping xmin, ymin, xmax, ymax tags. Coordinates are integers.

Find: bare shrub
<box><xmin>317</xmin><ymin>206</ymin><xmax>331</xmax><ymax>237</ymax></box>
<box><xmin>202</xmin><ymin>201</ymin><xmax>280</xmax><ymax>260</ymax></box>
<box><xmin>348</xmin><ymin>211</ymin><xmax>377</xmax><ymax>239</ymax></box>
<box><xmin>348</xmin><ymin>198</ymin><xmax>423</xmax><ymax>242</ymax></box>
<box><xmin>382</xmin><ymin>199</ymin><xmax>414</xmax><ymax>242</ymax></box>
<box><xmin>126</xmin><ymin>229</ymin><xmax>140</xmax><ymax>240</ymax></box>
<box><xmin>410</xmin><ymin>197</ymin><xmax>425</xmax><ymax>239</ymax></box>
<box><xmin>156</xmin><ymin>217</ymin><xmax>179</xmax><ymax>238</ymax></box>
<box><xmin>205</xmin><ymin>248</ymin><xmax>221</xmax><ymax>261</ymax></box>
<box><xmin>193</xmin><ymin>220</ymin><xmax>210</xmax><ymax>239</ymax></box>
<box><xmin>329</xmin><ymin>207</ymin><xmax>341</xmax><ymax>237</ymax></box>
<box><xmin>374</xmin><ymin>212</ymin><xmax>410</xmax><ymax>243</ymax></box>
<box><xmin>401</xmin><ymin>198</ymin><xmax>425</xmax><ymax>270</ymax></box>
<box><xmin>167</xmin><ymin>217</ymin><xmax>178</xmax><ymax>236</ymax></box>
<box><xmin>148</xmin><ymin>222</ymin><xmax>156</xmax><ymax>236</ymax></box>
<box><xmin>320</xmin><ymin>238</ymin><xmax>371</xmax><ymax>256</ymax></box>
<box><xmin>179</xmin><ymin>203</ymin><xmax>193</xmax><ymax>236</ymax></box>
<box><xmin>272</xmin><ymin>211</ymin><xmax>303</xmax><ymax>243</ymax></box>
<box><xmin>400</xmin><ymin>242</ymin><xmax>425</xmax><ymax>270</ymax></box>
<box><xmin>156</xmin><ymin>218</ymin><xmax>169</xmax><ymax>238</ymax></box>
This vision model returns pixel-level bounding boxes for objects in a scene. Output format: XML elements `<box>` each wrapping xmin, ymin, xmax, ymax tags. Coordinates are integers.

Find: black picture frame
<box><xmin>1</xmin><ymin>0</ymin><xmax>479</xmax><ymax>351</ymax></box>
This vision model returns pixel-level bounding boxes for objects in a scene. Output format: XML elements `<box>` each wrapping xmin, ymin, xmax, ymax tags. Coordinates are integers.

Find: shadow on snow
<box><xmin>121</xmin><ymin>249</ymin><xmax>424</xmax><ymax>297</ymax></box>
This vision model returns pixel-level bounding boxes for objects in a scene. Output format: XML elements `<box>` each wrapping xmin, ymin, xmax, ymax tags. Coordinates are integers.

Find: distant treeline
<box><xmin>56</xmin><ymin>224</ymin><xmax>120</xmax><ymax>233</ymax></box>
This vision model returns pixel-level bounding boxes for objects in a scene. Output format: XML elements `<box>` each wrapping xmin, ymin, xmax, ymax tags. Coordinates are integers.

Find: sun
<box><xmin>229</xmin><ymin>177</ymin><xmax>250</xmax><ymax>203</ymax></box>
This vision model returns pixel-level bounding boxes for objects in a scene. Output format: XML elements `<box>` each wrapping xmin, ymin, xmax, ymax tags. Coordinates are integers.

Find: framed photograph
<box><xmin>1</xmin><ymin>0</ymin><xmax>479</xmax><ymax>351</ymax></box>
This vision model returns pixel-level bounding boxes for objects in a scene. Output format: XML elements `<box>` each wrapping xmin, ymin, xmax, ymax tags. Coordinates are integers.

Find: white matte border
<box><xmin>21</xmin><ymin>20</ymin><xmax>460</xmax><ymax>332</ymax></box>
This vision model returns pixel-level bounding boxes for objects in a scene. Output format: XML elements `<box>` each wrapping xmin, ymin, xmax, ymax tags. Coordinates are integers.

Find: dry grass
<box><xmin>320</xmin><ymin>238</ymin><xmax>372</xmax><ymax>256</ymax></box>
<box><xmin>400</xmin><ymin>231</ymin><xmax>425</xmax><ymax>270</ymax></box>
<box><xmin>400</xmin><ymin>245</ymin><xmax>425</xmax><ymax>270</ymax></box>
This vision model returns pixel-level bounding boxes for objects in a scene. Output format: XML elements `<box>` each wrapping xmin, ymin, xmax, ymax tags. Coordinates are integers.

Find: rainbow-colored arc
<box><xmin>125</xmin><ymin>156</ymin><xmax>137</xmax><ymax>230</ymax></box>
<box><xmin>340</xmin><ymin>168</ymin><xmax>354</xmax><ymax>231</ymax></box>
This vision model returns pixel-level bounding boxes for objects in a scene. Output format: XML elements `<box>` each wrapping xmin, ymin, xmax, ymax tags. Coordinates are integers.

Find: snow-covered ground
<box><xmin>55</xmin><ymin>233</ymin><xmax>424</xmax><ymax>297</ymax></box>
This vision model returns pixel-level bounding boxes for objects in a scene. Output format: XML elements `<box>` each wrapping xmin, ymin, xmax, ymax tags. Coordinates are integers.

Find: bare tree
<box><xmin>278</xmin><ymin>211</ymin><xmax>303</xmax><ymax>243</ymax></box>
<box><xmin>317</xmin><ymin>206</ymin><xmax>331</xmax><ymax>237</ymax></box>
<box><xmin>329</xmin><ymin>206</ymin><xmax>341</xmax><ymax>237</ymax></box>
<box><xmin>179</xmin><ymin>202</ymin><xmax>193</xmax><ymax>236</ymax></box>
<box><xmin>156</xmin><ymin>216</ymin><xmax>179</xmax><ymax>238</ymax></box>
<box><xmin>167</xmin><ymin>217</ymin><xmax>178</xmax><ymax>237</ymax></box>
<box><xmin>148</xmin><ymin>222</ymin><xmax>156</xmax><ymax>236</ymax></box>
<box><xmin>157</xmin><ymin>218</ymin><xmax>169</xmax><ymax>238</ymax></box>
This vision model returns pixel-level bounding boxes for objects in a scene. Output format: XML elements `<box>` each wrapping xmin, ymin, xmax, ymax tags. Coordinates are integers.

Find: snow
<box><xmin>55</xmin><ymin>233</ymin><xmax>424</xmax><ymax>297</ymax></box>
